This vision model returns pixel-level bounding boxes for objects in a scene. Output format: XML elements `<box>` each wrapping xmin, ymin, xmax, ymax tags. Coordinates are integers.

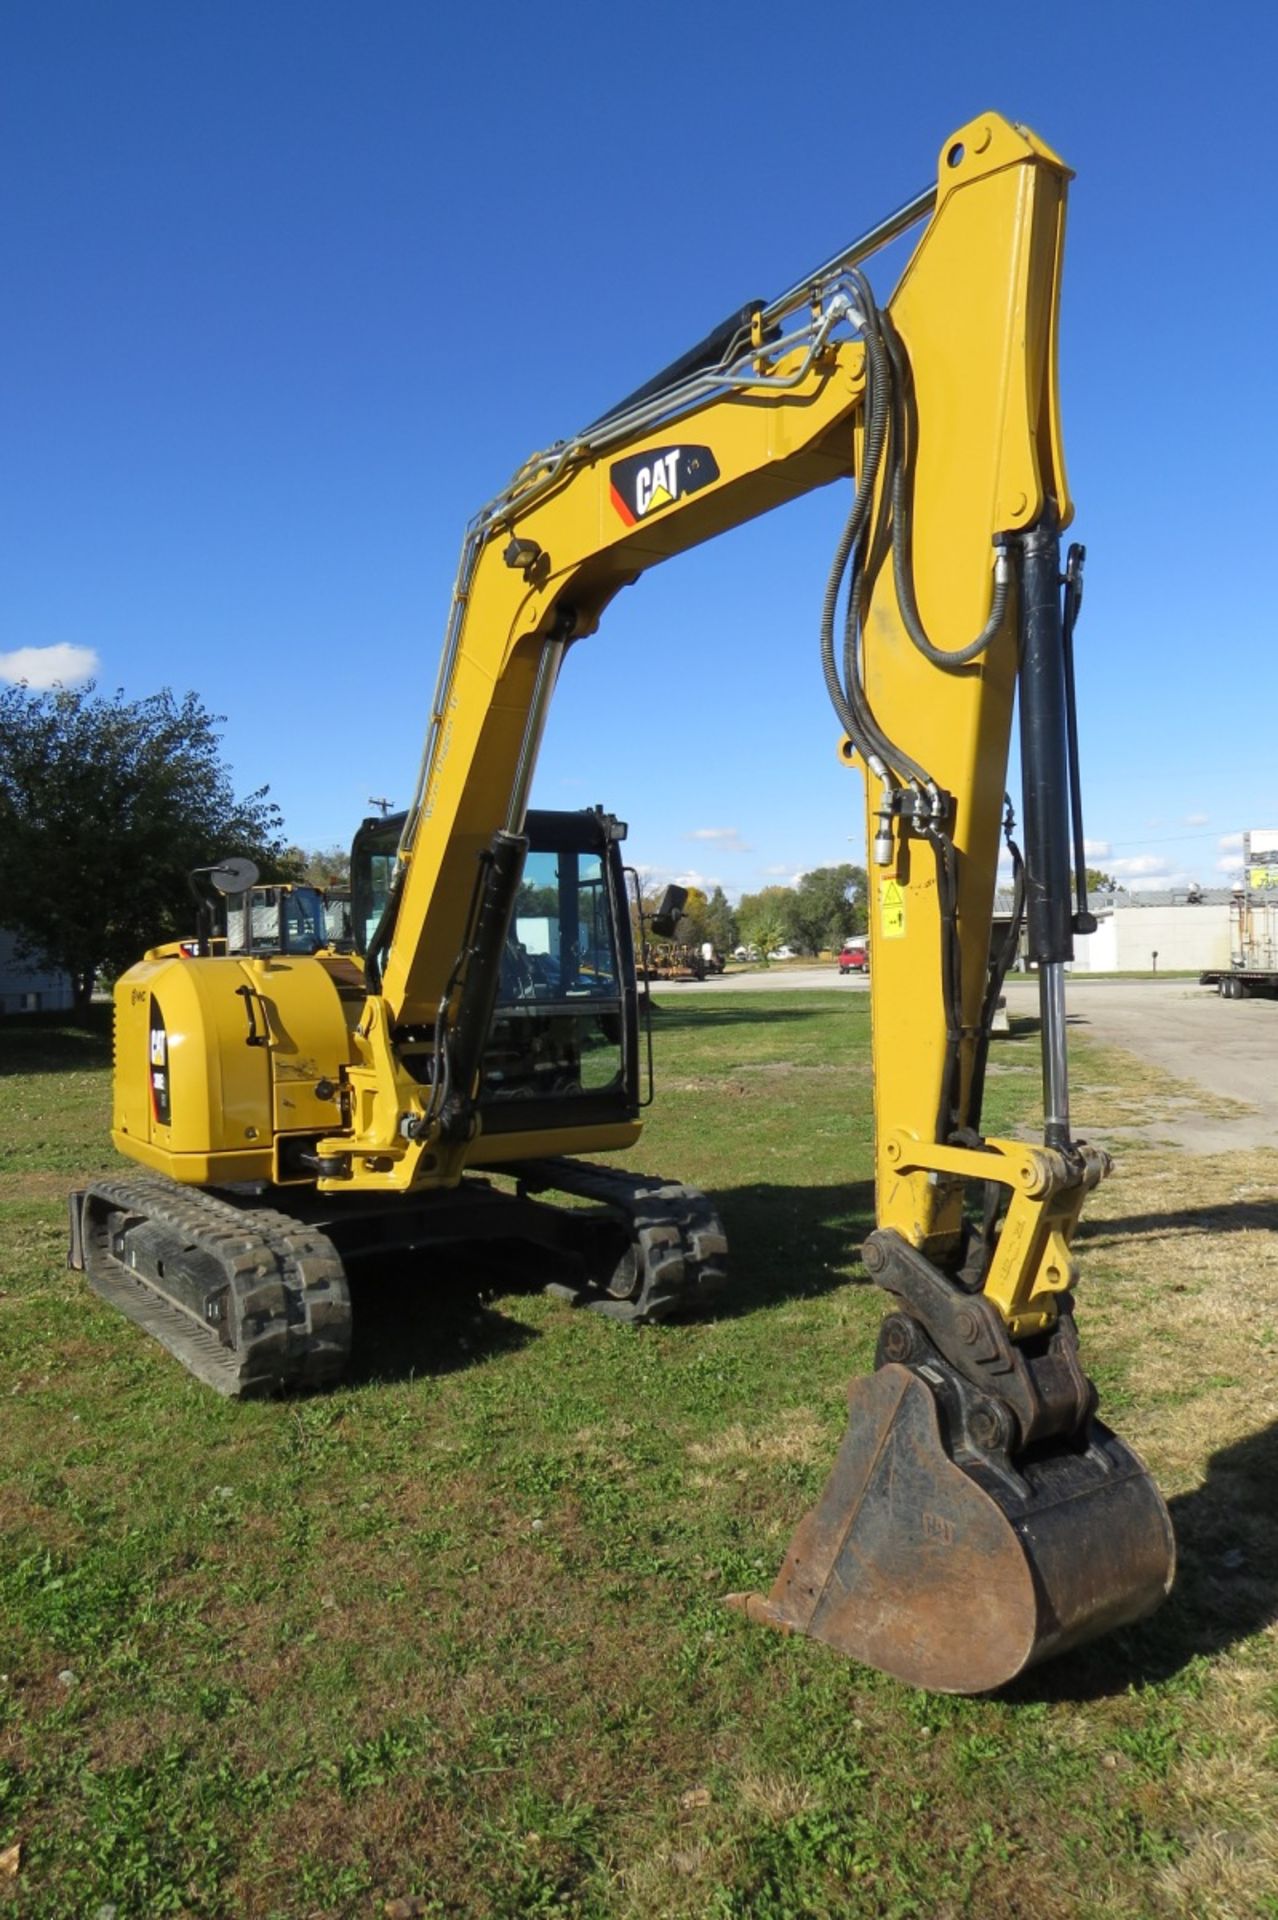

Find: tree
<box><xmin>0</xmin><ymin>682</ymin><xmax>293</xmax><ymax>1003</ymax></box>
<box><xmin>1085</xmin><ymin>867</ymin><xmax>1115</xmax><ymax>896</ymax></box>
<box><xmin>737</xmin><ymin>885</ymin><xmax>798</xmax><ymax>957</ymax></box>
<box><xmin>702</xmin><ymin>884</ymin><xmax>738</xmax><ymax>955</ymax></box>
<box><xmin>788</xmin><ymin>863</ymin><xmax>868</xmax><ymax>954</ymax></box>
<box><xmin>288</xmin><ymin>843</ymin><xmax>351</xmax><ymax>889</ymax></box>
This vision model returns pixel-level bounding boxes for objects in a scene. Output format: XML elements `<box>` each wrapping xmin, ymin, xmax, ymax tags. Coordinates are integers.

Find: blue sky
<box><xmin>3</xmin><ymin>2</ymin><xmax>1275</xmax><ymax>901</ymax></box>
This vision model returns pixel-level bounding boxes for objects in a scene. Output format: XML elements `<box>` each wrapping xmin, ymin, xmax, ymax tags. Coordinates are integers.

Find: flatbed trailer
<box><xmin>1201</xmin><ymin>966</ymin><xmax>1278</xmax><ymax>998</ymax></box>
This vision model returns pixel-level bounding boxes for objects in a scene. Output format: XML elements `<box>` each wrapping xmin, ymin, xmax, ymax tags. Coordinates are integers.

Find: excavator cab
<box><xmin>480</xmin><ymin>808</ymin><xmax>638</xmax><ymax>1122</ymax></box>
<box><xmin>350</xmin><ymin>803</ymin><xmax>644</xmax><ymax>1130</ymax></box>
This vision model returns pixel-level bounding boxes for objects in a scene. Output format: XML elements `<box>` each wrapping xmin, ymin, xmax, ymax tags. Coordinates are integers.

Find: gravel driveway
<box><xmin>1004</xmin><ymin>977</ymin><xmax>1277</xmax><ymax>1151</ymax></box>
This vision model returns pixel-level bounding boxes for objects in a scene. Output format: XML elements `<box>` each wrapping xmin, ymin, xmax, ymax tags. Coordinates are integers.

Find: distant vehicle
<box><xmin>768</xmin><ymin>945</ymin><xmax>798</xmax><ymax>961</ymax></box>
<box><xmin>839</xmin><ymin>940</ymin><xmax>869</xmax><ymax>974</ymax></box>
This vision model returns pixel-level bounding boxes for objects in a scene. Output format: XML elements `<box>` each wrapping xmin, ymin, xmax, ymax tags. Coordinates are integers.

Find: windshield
<box><xmin>226</xmin><ymin>886</ymin><xmax>328</xmax><ymax>955</ymax></box>
<box><xmin>501</xmin><ymin>848</ymin><xmax>617</xmax><ymax>1000</ymax></box>
<box><xmin>350</xmin><ymin>813</ymin><xmax>406</xmax><ymax>956</ymax></box>
<box><xmin>482</xmin><ymin>843</ymin><xmax>626</xmax><ymax>1105</ymax></box>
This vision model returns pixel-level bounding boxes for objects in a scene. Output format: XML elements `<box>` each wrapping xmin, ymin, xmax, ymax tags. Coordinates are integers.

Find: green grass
<box><xmin>1</xmin><ymin>1000</ymin><xmax>1276</xmax><ymax>1917</ymax></box>
<box><xmin>1055</xmin><ymin>971</ymin><xmax>1204</xmax><ymax>983</ymax></box>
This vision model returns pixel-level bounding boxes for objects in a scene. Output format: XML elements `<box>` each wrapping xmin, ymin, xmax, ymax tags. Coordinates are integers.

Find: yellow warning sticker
<box><xmin>880</xmin><ymin>878</ymin><xmax>906</xmax><ymax>939</ymax></box>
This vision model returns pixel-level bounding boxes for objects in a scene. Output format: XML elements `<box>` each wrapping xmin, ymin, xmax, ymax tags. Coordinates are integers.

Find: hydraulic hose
<box><xmin>842</xmin><ymin>419</ymin><xmax>935</xmax><ymax>797</ymax></box>
<box><xmin>881</xmin><ymin>313</ymin><xmax>1011</xmax><ymax>669</ymax></box>
<box><xmin>820</xmin><ymin>270</ymin><xmax>935</xmax><ymax>796</ymax></box>
<box><xmin>819</xmin><ymin>276</ymin><xmax>890</xmax><ymax>759</ymax></box>
<box><xmin>1060</xmin><ymin>543</ymin><xmax>1096</xmax><ymax>932</ymax></box>
<box><xmin>818</xmin><ymin>265</ymin><xmax>1018</xmax><ymax>1152</ymax></box>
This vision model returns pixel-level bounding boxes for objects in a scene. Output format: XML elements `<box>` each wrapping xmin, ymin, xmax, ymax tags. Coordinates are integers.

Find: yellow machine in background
<box><xmin>70</xmin><ymin>114</ymin><xmax>1174</xmax><ymax>1692</ymax></box>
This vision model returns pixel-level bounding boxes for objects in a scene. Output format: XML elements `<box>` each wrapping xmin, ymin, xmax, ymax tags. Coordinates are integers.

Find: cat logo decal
<box><xmin>609</xmin><ymin>445</ymin><xmax>719</xmax><ymax>526</ymax></box>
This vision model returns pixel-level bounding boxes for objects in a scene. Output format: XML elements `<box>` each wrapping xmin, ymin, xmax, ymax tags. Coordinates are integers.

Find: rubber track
<box><xmin>515</xmin><ymin>1158</ymin><xmax>728</xmax><ymax>1324</ymax></box>
<box><xmin>77</xmin><ymin>1174</ymin><xmax>351</xmax><ymax>1397</ymax></box>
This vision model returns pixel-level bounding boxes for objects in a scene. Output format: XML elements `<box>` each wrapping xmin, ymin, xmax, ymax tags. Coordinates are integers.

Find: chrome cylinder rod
<box><xmin>1040</xmin><ymin>960</ymin><xmax>1071</xmax><ymax>1147</ymax></box>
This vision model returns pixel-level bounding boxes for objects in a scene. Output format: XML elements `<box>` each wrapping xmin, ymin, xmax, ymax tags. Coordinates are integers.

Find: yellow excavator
<box><xmin>69</xmin><ymin>113</ymin><xmax>1174</xmax><ymax>1692</ymax></box>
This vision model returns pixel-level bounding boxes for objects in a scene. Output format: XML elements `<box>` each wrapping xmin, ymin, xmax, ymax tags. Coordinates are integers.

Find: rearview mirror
<box><xmin>208</xmin><ymin>857</ymin><xmax>260</xmax><ymax>896</ymax></box>
<box><xmin>649</xmin><ymin>884</ymin><xmax>688</xmax><ymax>939</ymax></box>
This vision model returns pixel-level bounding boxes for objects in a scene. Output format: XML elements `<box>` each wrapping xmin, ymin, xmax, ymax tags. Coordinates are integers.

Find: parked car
<box><xmin>838</xmin><ymin>941</ymin><xmax>869</xmax><ymax>974</ymax></box>
<box><xmin>768</xmin><ymin>945</ymin><xmax>797</xmax><ymax>961</ymax></box>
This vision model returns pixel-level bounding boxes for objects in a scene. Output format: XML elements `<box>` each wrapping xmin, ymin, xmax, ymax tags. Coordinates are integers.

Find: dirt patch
<box><xmin>0</xmin><ymin>1171</ymin><xmax>82</xmax><ymax>1204</ymax></box>
<box><xmin>685</xmin><ymin>1412</ymin><xmax>823</xmax><ymax>1467</ymax></box>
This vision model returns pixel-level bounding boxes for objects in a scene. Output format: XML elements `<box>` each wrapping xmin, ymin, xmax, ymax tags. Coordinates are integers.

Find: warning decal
<box><xmin>879</xmin><ymin>879</ymin><xmax>906</xmax><ymax>939</ymax></box>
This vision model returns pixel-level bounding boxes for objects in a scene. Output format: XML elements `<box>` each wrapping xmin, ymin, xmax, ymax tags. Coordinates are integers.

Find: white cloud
<box><xmin>761</xmin><ymin>863</ymin><xmax>794</xmax><ymax>878</ymax></box>
<box><xmin>0</xmin><ymin>643</ymin><xmax>99</xmax><ymax>689</ymax></box>
<box><xmin>1183</xmin><ymin>813</ymin><xmax>1210</xmax><ymax>827</ymax></box>
<box><xmin>1106</xmin><ymin>861</ymin><xmax>1206</xmax><ymax>891</ymax></box>
<box><xmin>1216</xmin><ymin>854</ymin><xmax>1245</xmax><ymax>874</ymax></box>
<box><xmin>1218</xmin><ymin>832</ymin><xmax>1244</xmax><ymax>850</ymax></box>
<box><xmin>686</xmin><ymin>827</ymin><xmax>749</xmax><ymax>852</ymax></box>
<box><xmin>633</xmin><ymin>862</ymin><xmax>682</xmax><ymax>891</ymax></box>
<box><xmin>1083</xmin><ymin>838</ymin><xmax>1110</xmax><ymax>857</ymax></box>
<box><xmin>633</xmin><ymin>861</ymin><xmax>731</xmax><ymax>899</ymax></box>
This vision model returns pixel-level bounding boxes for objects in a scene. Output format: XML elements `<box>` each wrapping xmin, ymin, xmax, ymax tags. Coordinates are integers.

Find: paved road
<box><xmin>650</xmin><ymin>966</ymin><xmax>866</xmax><ymax>995</ymax></box>
<box><xmin>1005</xmin><ymin>976</ymin><xmax>1277</xmax><ymax>1150</ymax></box>
<box><xmin>653</xmin><ymin>969</ymin><xmax>1276</xmax><ymax>1150</ymax></box>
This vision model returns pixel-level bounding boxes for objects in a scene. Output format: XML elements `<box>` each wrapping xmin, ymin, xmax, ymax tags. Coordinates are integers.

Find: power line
<box><xmin>1094</xmin><ymin>827</ymin><xmax>1236</xmax><ymax>850</ymax></box>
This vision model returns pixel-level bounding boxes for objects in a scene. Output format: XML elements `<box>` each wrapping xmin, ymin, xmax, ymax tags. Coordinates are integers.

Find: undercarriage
<box><xmin>68</xmin><ymin>1159</ymin><xmax>728</xmax><ymax>1396</ymax></box>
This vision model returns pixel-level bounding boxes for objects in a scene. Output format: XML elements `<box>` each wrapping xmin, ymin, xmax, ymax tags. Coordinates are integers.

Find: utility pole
<box><xmin>368</xmin><ymin>796</ymin><xmax>395</xmax><ymax>818</ymax></box>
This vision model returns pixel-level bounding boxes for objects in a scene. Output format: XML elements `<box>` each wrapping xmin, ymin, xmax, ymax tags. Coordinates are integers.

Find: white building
<box><xmin>1070</xmin><ymin>890</ymin><xmax>1232</xmax><ymax>974</ymax></box>
<box><xmin>0</xmin><ymin>929</ymin><xmax>76</xmax><ymax>1014</ymax></box>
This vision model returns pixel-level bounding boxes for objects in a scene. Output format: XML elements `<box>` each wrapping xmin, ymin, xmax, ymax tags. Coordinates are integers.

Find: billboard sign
<box><xmin>1247</xmin><ymin>830</ymin><xmax>1278</xmax><ymax>890</ymax></box>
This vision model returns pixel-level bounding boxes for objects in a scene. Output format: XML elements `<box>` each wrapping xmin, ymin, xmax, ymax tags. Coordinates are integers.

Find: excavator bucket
<box><xmin>729</xmin><ymin>1365</ymin><xmax>1174</xmax><ymax>1694</ymax></box>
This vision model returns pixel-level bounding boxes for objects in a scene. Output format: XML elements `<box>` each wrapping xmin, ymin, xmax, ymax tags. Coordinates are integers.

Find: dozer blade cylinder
<box><xmin>729</xmin><ymin>1366</ymin><xmax>1174</xmax><ymax>1694</ymax></box>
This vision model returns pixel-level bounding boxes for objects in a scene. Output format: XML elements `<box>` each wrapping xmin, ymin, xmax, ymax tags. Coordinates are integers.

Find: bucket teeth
<box><xmin>728</xmin><ymin>1363</ymin><xmax>1174</xmax><ymax>1694</ymax></box>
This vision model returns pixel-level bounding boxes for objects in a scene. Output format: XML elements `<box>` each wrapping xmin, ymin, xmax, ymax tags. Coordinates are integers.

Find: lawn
<box><xmin>1</xmin><ymin>995</ymin><xmax>1275</xmax><ymax>1918</ymax></box>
